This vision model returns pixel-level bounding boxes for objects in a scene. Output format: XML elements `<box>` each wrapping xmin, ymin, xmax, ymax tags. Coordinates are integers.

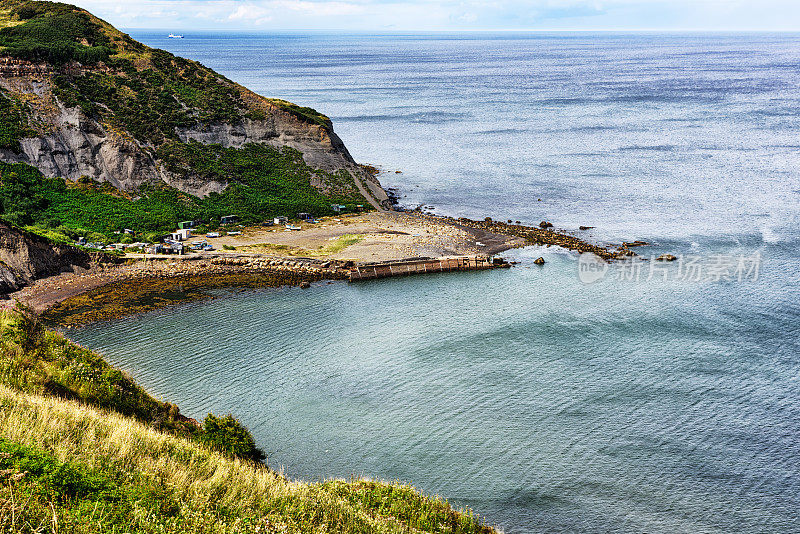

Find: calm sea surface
<box><xmin>68</xmin><ymin>33</ymin><xmax>800</xmax><ymax>533</ymax></box>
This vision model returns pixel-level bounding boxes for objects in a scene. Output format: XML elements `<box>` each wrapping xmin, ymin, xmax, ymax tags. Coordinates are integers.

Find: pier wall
<box><xmin>349</xmin><ymin>256</ymin><xmax>508</xmax><ymax>281</ymax></box>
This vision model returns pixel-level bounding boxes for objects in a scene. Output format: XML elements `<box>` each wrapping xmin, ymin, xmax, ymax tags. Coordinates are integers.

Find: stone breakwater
<box><xmin>207</xmin><ymin>256</ymin><xmax>350</xmax><ymax>280</ymax></box>
<box><xmin>453</xmin><ymin>218</ymin><xmax>636</xmax><ymax>260</ymax></box>
<box><xmin>349</xmin><ymin>256</ymin><xmax>509</xmax><ymax>281</ymax></box>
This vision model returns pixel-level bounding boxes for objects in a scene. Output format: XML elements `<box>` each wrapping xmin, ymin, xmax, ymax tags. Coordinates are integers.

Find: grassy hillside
<box><xmin>0</xmin><ymin>1</ymin><xmax>374</xmax><ymax>238</ymax></box>
<box><xmin>0</xmin><ymin>0</ymin><xmax>330</xmax><ymax>133</ymax></box>
<box><xmin>0</xmin><ymin>307</ymin><xmax>494</xmax><ymax>533</ymax></box>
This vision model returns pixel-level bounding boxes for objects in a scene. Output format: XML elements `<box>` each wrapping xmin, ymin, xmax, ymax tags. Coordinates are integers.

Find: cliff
<box><xmin>0</xmin><ymin>220</ymin><xmax>91</xmax><ymax>294</ymax></box>
<box><xmin>0</xmin><ymin>0</ymin><xmax>388</xmax><ymax>207</ymax></box>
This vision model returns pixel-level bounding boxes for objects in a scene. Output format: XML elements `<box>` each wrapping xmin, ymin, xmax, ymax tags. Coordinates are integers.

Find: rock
<box><xmin>623</xmin><ymin>240</ymin><xmax>649</xmax><ymax>247</ymax></box>
<box><xmin>485</xmin><ymin>217</ymin><xmax>493</xmax><ymax>222</ymax></box>
<box><xmin>656</xmin><ymin>254</ymin><xmax>677</xmax><ymax>262</ymax></box>
<box><xmin>0</xmin><ymin>221</ymin><xmax>95</xmax><ymax>294</ymax></box>
<box><xmin>300</xmin><ymin>281</ymin><xmax>311</xmax><ymax>289</ymax></box>
<box><xmin>579</xmin><ymin>226</ymin><xmax>595</xmax><ymax>231</ymax></box>
<box><xmin>539</xmin><ymin>221</ymin><xmax>553</xmax><ymax>229</ymax></box>
<box><xmin>533</xmin><ymin>257</ymin><xmax>546</xmax><ymax>265</ymax></box>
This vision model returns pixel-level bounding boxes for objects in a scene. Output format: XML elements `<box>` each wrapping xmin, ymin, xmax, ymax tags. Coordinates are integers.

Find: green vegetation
<box><xmin>267</xmin><ymin>98</ymin><xmax>332</xmax><ymax>130</ymax></box>
<box><xmin>200</xmin><ymin>413</ymin><xmax>265</xmax><ymax>462</ymax></box>
<box><xmin>0</xmin><ymin>90</ymin><xmax>33</xmax><ymax>152</ymax></box>
<box><xmin>0</xmin><ymin>148</ymin><xmax>367</xmax><ymax>239</ymax></box>
<box><xmin>0</xmin><ymin>306</ymin><xmax>492</xmax><ymax>533</ymax></box>
<box><xmin>0</xmin><ymin>386</ymin><xmax>491</xmax><ymax>533</ymax></box>
<box><xmin>315</xmin><ymin>233</ymin><xmax>364</xmax><ymax>255</ymax></box>
<box><xmin>0</xmin><ymin>1</ymin><xmax>111</xmax><ymax>64</ymax></box>
<box><xmin>54</xmin><ymin>50</ymin><xmax>245</xmax><ymax>144</ymax></box>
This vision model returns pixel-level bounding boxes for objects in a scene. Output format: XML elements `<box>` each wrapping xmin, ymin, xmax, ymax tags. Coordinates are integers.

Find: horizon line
<box><xmin>122</xmin><ymin>27</ymin><xmax>800</xmax><ymax>34</ymax></box>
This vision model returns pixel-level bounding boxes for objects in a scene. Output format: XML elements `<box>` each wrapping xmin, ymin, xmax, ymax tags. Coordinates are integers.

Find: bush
<box><xmin>0</xmin><ymin>6</ymin><xmax>111</xmax><ymax>65</ymax></box>
<box><xmin>200</xmin><ymin>413</ymin><xmax>265</xmax><ymax>462</ymax></box>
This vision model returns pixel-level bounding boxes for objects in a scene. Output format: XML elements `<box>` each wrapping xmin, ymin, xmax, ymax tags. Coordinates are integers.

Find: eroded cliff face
<box><xmin>0</xmin><ymin>221</ymin><xmax>91</xmax><ymax>295</ymax></box>
<box><xmin>0</xmin><ymin>58</ymin><xmax>389</xmax><ymax>207</ymax></box>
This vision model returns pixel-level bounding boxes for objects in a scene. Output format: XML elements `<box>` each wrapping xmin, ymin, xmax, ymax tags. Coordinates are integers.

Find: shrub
<box><xmin>200</xmin><ymin>413</ymin><xmax>265</xmax><ymax>462</ymax></box>
<box><xmin>0</xmin><ymin>6</ymin><xmax>111</xmax><ymax>65</ymax></box>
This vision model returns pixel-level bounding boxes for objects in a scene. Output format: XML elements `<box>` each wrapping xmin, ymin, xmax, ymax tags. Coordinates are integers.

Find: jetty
<box><xmin>349</xmin><ymin>255</ymin><xmax>509</xmax><ymax>281</ymax></box>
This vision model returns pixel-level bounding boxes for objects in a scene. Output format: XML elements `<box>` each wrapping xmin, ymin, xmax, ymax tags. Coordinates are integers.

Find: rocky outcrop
<box><xmin>0</xmin><ymin>79</ymin><xmax>389</xmax><ymax>205</ymax></box>
<box><xmin>12</xmin><ymin>104</ymin><xmax>168</xmax><ymax>192</ymax></box>
<box><xmin>0</xmin><ymin>93</ymin><xmax>388</xmax><ymax>201</ymax></box>
<box><xmin>0</xmin><ymin>221</ymin><xmax>92</xmax><ymax>295</ymax></box>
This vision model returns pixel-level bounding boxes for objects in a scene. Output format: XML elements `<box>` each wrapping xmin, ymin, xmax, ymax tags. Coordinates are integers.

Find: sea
<box><xmin>67</xmin><ymin>32</ymin><xmax>800</xmax><ymax>533</ymax></box>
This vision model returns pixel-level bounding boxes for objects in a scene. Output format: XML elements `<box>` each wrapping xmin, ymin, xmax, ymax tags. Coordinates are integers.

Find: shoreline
<box><xmin>6</xmin><ymin>211</ymin><xmax>636</xmax><ymax>325</ymax></box>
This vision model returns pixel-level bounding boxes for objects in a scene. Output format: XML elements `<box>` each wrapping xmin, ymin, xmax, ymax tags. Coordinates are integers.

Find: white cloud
<box><xmin>271</xmin><ymin>0</ymin><xmax>363</xmax><ymax>16</ymax></box>
<box><xmin>67</xmin><ymin>0</ymin><xmax>800</xmax><ymax>31</ymax></box>
<box><xmin>226</xmin><ymin>4</ymin><xmax>273</xmax><ymax>23</ymax></box>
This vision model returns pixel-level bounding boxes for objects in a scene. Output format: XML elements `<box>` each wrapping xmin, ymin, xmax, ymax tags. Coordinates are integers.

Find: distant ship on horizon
<box><xmin>168</xmin><ymin>34</ymin><xmax>184</xmax><ymax>39</ymax></box>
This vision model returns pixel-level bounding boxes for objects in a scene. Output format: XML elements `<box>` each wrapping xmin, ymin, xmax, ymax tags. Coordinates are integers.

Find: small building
<box><xmin>331</xmin><ymin>204</ymin><xmax>347</xmax><ymax>213</ymax></box>
<box><xmin>170</xmin><ymin>229</ymin><xmax>192</xmax><ymax>241</ymax></box>
<box><xmin>274</xmin><ymin>216</ymin><xmax>288</xmax><ymax>225</ymax></box>
<box><xmin>220</xmin><ymin>215</ymin><xmax>239</xmax><ymax>225</ymax></box>
<box><xmin>297</xmin><ymin>212</ymin><xmax>313</xmax><ymax>221</ymax></box>
<box><xmin>178</xmin><ymin>221</ymin><xmax>195</xmax><ymax>230</ymax></box>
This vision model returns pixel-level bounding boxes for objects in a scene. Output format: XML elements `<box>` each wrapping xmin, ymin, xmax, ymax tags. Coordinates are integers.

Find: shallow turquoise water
<box><xmin>67</xmin><ymin>32</ymin><xmax>800</xmax><ymax>532</ymax></box>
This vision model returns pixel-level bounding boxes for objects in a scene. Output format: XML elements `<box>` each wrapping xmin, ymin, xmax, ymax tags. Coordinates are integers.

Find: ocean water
<box><xmin>68</xmin><ymin>33</ymin><xmax>800</xmax><ymax>532</ymax></box>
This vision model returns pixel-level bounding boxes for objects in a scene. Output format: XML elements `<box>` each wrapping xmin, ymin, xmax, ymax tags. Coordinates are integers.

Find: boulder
<box><xmin>539</xmin><ymin>221</ymin><xmax>553</xmax><ymax>229</ymax></box>
<box><xmin>656</xmin><ymin>254</ymin><xmax>677</xmax><ymax>262</ymax></box>
<box><xmin>533</xmin><ymin>257</ymin><xmax>546</xmax><ymax>265</ymax></box>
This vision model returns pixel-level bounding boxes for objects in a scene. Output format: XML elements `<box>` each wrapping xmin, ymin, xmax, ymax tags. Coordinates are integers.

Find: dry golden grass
<box><xmin>0</xmin><ymin>384</ymin><xmax>495</xmax><ymax>533</ymax></box>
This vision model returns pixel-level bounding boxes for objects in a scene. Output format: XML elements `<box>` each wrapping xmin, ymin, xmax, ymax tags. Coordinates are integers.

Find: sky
<box><xmin>66</xmin><ymin>0</ymin><xmax>800</xmax><ymax>31</ymax></box>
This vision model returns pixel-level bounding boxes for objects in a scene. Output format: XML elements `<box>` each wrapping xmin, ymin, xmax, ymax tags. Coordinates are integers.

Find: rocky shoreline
<box><xmin>450</xmin><ymin>217</ymin><xmax>636</xmax><ymax>260</ymax></box>
<box><xmin>29</xmin><ymin>256</ymin><xmax>352</xmax><ymax>326</ymax></box>
<box><xmin>5</xmin><ymin>211</ymin><xmax>638</xmax><ymax>326</ymax></box>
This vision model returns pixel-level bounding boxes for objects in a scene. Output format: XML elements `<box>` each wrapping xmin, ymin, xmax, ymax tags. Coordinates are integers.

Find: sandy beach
<box><xmin>182</xmin><ymin>211</ymin><xmax>524</xmax><ymax>261</ymax></box>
